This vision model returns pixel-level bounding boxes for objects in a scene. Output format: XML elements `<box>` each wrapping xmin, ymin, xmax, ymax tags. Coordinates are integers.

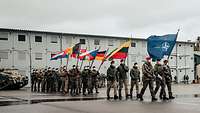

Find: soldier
<box><xmin>75</xmin><ymin>66</ymin><xmax>81</xmax><ymax>95</ymax></box>
<box><xmin>87</xmin><ymin>67</ymin><xmax>93</xmax><ymax>94</ymax></box>
<box><xmin>46</xmin><ymin>67</ymin><xmax>52</xmax><ymax>93</ymax></box>
<box><xmin>81</xmin><ymin>66</ymin><xmax>89</xmax><ymax>96</ymax></box>
<box><xmin>107</xmin><ymin>61</ymin><xmax>118</xmax><ymax>100</ymax></box>
<box><xmin>41</xmin><ymin>69</ymin><xmax>48</xmax><ymax>93</ymax></box>
<box><xmin>163</xmin><ymin>60</ymin><xmax>175</xmax><ymax>99</ymax></box>
<box><xmin>31</xmin><ymin>69</ymin><xmax>37</xmax><ymax>92</ymax></box>
<box><xmin>68</xmin><ymin>65</ymin><xmax>77</xmax><ymax>96</ymax></box>
<box><xmin>154</xmin><ymin>60</ymin><xmax>168</xmax><ymax>100</ymax></box>
<box><xmin>91</xmin><ymin>66</ymin><xmax>100</xmax><ymax>94</ymax></box>
<box><xmin>37</xmin><ymin>69</ymin><xmax>43</xmax><ymax>92</ymax></box>
<box><xmin>130</xmin><ymin>63</ymin><xmax>140</xmax><ymax>99</ymax></box>
<box><xmin>139</xmin><ymin>57</ymin><xmax>157</xmax><ymax>101</ymax></box>
<box><xmin>117</xmin><ymin>59</ymin><xmax>129</xmax><ymax>100</ymax></box>
<box><xmin>59</xmin><ymin>67</ymin><xmax>68</xmax><ymax>94</ymax></box>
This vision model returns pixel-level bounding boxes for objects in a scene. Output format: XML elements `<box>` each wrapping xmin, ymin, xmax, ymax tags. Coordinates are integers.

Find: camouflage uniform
<box><xmin>107</xmin><ymin>64</ymin><xmax>118</xmax><ymax>100</ymax></box>
<box><xmin>117</xmin><ymin>63</ymin><xmax>129</xmax><ymax>100</ymax></box>
<box><xmin>130</xmin><ymin>65</ymin><xmax>140</xmax><ymax>99</ymax></box>
<box><xmin>139</xmin><ymin>61</ymin><xmax>157</xmax><ymax>101</ymax></box>
<box><xmin>91</xmin><ymin>68</ymin><xmax>100</xmax><ymax>93</ymax></box>
<box><xmin>68</xmin><ymin>67</ymin><xmax>78</xmax><ymax>96</ymax></box>
<box><xmin>81</xmin><ymin>68</ymin><xmax>89</xmax><ymax>95</ymax></box>
<box><xmin>154</xmin><ymin>63</ymin><xmax>168</xmax><ymax>100</ymax></box>
<box><xmin>163</xmin><ymin>62</ymin><xmax>175</xmax><ymax>99</ymax></box>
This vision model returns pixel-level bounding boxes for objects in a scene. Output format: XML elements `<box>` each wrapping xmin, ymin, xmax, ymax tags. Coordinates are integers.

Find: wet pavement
<box><xmin>0</xmin><ymin>84</ymin><xmax>200</xmax><ymax>113</ymax></box>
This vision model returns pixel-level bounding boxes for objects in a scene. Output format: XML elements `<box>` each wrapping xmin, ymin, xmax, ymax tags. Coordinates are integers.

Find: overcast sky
<box><xmin>0</xmin><ymin>0</ymin><xmax>200</xmax><ymax>41</ymax></box>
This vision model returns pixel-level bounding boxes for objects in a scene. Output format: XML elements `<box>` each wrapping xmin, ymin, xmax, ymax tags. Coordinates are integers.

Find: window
<box><xmin>131</xmin><ymin>42</ymin><xmax>136</xmax><ymax>47</ymax></box>
<box><xmin>170</xmin><ymin>57</ymin><xmax>173</xmax><ymax>59</ymax></box>
<box><xmin>171</xmin><ymin>70</ymin><xmax>173</xmax><ymax>72</ymax></box>
<box><xmin>51</xmin><ymin>36</ymin><xmax>58</xmax><ymax>43</ymax></box>
<box><xmin>80</xmin><ymin>39</ymin><xmax>85</xmax><ymax>44</ymax></box>
<box><xmin>108</xmin><ymin>40</ymin><xmax>114</xmax><ymax>46</ymax></box>
<box><xmin>35</xmin><ymin>53</ymin><xmax>42</xmax><ymax>60</ymax></box>
<box><xmin>180</xmin><ymin>70</ymin><xmax>182</xmax><ymax>72</ymax></box>
<box><xmin>94</xmin><ymin>39</ymin><xmax>100</xmax><ymax>45</ymax></box>
<box><xmin>191</xmin><ymin>45</ymin><xmax>193</xmax><ymax>47</ymax></box>
<box><xmin>0</xmin><ymin>32</ymin><xmax>8</xmax><ymax>41</ymax></box>
<box><xmin>18</xmin><ymin>51</ymin><xmax>26</xmax><ymax>60</ymax></box>
<box><xmin>18</xmin><ymin>35</ymin><xmax>26</xmax><ymax>41</ymax></box>
<box><xmin>0</xmin><ymin>52</ymin><xmax>8</xmax><ymax>59</ymax></box>
<box><xmin>35</xmin><ymin>36</ymin><xmax>42</xmax><ymax>42</ymax></box>
<box><xmin>179</xmin><ymin>44</ymin><xmax>181</xmax><ymax>47</ymax></box>
<box><xmin>191</xmin><ymin>57</ymin><xmax>194</xmax><ymax>60</ymax></box>
<box><xmin>191</xmin><ymin>70</ymin><xmax>194</xmax><ymax>72</ymax></box>
<box><xmin>179</xmin><ymin>57</ymin><xmax>182</xmax><ymax>59</ymax></box>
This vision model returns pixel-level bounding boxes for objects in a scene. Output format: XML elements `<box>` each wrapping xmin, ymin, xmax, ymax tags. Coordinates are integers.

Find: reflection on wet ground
<box><xmin>0</xmin><ymin>94</ymin><xmax>200</xmax><ymax>107</ymax></box>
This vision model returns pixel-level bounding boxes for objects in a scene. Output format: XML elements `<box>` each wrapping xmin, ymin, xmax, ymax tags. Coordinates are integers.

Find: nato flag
<box><xmin>147</xmin><ymin>34</ymin><xmax>177</xmax><ymax>61</ymax></box>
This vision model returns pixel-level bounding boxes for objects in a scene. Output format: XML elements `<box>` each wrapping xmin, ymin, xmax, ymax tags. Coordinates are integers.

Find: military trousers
<box><xmin>130</xmin><ymin>80</ymin><xmax>139</xmax><ymax>95</ymax></box>
<box><xmin>118</xmin><ymin>79</ymin><xmax>129</xmax><ymax>96</ymax></box>
<box><xmin>107</xmin><ymin>80</ymin><xmax>117</xmax><ymax>97</ymax></box>
<box><xmin>140</xmin><ymin>79</ymin><xmax>155</xmax><ymax>98</ymax></box>
<box><xmin>154</xmin><ymin>77</ymin><xmax>166</xmax><ymax>98</ymax></box>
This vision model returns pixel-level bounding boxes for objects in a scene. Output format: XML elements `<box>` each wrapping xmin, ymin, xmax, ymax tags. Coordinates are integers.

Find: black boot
<box><xmin>130</xmin><ymin>94</ymin><xmax>133</xmax><ymax>99</ymax></box>
<box><xmin>169</xmin><ymin>92</ymin><xmax>175</xmax><ymax>99</ymax></box>
<box><xmin>107</xmin><ymin>96</ymin><xmax>110</xmax><ymax>100</ymax></box>
<box><xmin>114</xmin><ymin>95</ymin><xmax>118</xmax><ymax>100</ymax></box>
<box><xmin>136</xmin><ymin>94</ymin><xmax>140</xmax><ymax>99</ymax></box>
<box><xmin>162</xmin><ymin>96</ymin><xmax>169</xmax><ymax>100</ymax></box>
<box><xmin>138</xmin><ymin>94</ymin><xmax>144</xmax><ymax>101</ymax></box>
<box><xmin>119</xmin><ymin>89</ymin><xmax>122</xmax><ymax>100</ymax></box>
<box><xmin>126</xmin><ymin>95</ymin><xmax>129</xmax><ymax>100</ymax></box>
<box><xmin>152</xmin><ymin>97</ymin><xmax>158</xmax><ymax>102</ymax></box>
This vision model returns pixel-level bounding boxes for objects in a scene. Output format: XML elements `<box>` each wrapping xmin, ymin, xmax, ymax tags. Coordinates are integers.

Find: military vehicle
<box><xmin>0</xmin><ymin>68</ymin><xmax>28</xmax><ymax>90</ymax></box>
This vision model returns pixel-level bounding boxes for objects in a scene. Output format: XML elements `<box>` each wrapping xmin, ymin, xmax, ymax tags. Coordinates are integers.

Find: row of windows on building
<box><xmin>0</xmin><ymin>34</ymin><xmax>137</xmax><ymax>47</ymax></box>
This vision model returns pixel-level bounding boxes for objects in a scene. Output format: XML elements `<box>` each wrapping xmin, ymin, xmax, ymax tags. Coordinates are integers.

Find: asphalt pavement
<box><xmin>0</xmin><ymin>84</ymin><xmax>200</xmax><ymax>113</ymax></box>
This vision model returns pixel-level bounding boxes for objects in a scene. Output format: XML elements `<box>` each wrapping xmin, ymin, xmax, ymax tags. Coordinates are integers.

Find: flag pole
<box><xmin>98</xmin><ymin>48</ymin><xmax>109</xmax><ymax>71</ymax></box>
<box><xmin>66</xmin><ymin>56</ymin><xmax>70</xmax><ymax>70</ymax></box>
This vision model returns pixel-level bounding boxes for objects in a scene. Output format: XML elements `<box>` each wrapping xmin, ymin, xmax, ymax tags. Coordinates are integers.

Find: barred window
<box><xmin>0</xmin><ymin>32</ymin><xmax>8</xmax><ymax>41</ymax></box>
<box><xmin>80</xmin><ymin>39</ymin><xmax>85</xmax><ymax>44</ymax></box>
<box><xmin>51</xmin><ymin>36</ymin><xmax>58</xmax><ymax>43</ymax></box>
<box><xmin>94</xmin><ymin>39</ymin><xmax>100</xmax><ymax>45</ymax></box>
<box><xmin>35</xmin><ymin>36</ymin><xmax>42</xmax><ymax>42</ymax></box>
<box><xmin>18</xmin><ymin>35</ymin><xmax>26</xmax><ymax>41</ymax></box>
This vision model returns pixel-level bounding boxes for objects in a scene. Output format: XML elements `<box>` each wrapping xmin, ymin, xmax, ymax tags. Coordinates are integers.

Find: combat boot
<box><xmin>119</xmin><ymin>89</ymin><xmax>122</xmax><ymax>100</ymax></box>
<box><xmin>114</xmin><ymin>95</ymin><xmax>118</xmax><ymax>100</ymax></box>
<box><xmin>169</xmin><ymin>92</ymin><xmax>175</xmax><ymax>99</ymax></box>
<box><xmin>107</xmin><ymin>96</ymin><xmax>110</xmax><ymax>100</ymax></box>
<box><xmin>162</xmin><ymin>96</ymin><xmax>169</xmax><ymax>100</ymax></box>
<box><xmin>152</xmin><ymin>97</ymin><xmax>158</xmax><ymax>102</ymax></box>
<box><xmin>136</xmin><ymin>94</ymin><xmax>140</xmax><ymax>99</ymax></box>
<box><xmin>138</xmin><ymin>94</ymin><xmax>144</xmax><ymax>101</ymax></box>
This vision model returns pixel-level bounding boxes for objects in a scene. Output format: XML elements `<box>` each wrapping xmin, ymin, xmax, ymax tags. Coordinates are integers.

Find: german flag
<box><xmin>106</xmin><ymin>40</ymin><xmax>131</xmax><ymax>60</ymax></box>
<box><xmin>95</xmin><ymin>50</ymin><xmax>107</xmax><ymax>61</ymax></box>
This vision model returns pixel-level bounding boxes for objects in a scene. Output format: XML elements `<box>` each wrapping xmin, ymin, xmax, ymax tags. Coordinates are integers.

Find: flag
<box><xmin>71</xmin><ymin>43</ymin><xmax>81</xmax><ymax>58</ymax></box>
<box><xmin>50</xmin><ymin>51</ymin><xmax>68</xmax><ymax>60</ymax></box>
<box><xmin>79</xmin><ymin>49</ymin><xmax>99</xmax><ymax>61</ymax></box>
<box><xmin>78</xmin><ymin>49</ymin><xmax>87</xmax><ymax>60</ymax></box>
<box><xmin>106</xmin><ymin>40</ymin><xmax>131</xmax><ymax>60</ymax></box>
<box><xmin>147</xmin><ymin>34</ymin><xmax>177</xmax><ymax>60</ymax></box>
<box><xmin>95</xmin><ymin>50</ymin><xmax>107</xmax><ymax>61</ymax></box>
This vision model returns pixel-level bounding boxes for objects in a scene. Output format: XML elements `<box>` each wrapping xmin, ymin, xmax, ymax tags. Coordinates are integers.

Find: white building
<box><xmin>0</xmin><ymin>28</ymin><xmax>195</xmax><ymax>85</ymax></box>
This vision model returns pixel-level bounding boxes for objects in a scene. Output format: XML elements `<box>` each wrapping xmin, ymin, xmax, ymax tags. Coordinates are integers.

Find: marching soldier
<box><xmin>107</xmin><ymin>61</ymin><xmax>118</xmax><ymax>100</ymax></box>
<box><xmin>117</xmin><ymin>59</ymin><xmax>129</xmax><ymax>100</ymax></box>
<box><xmin>154</xmin><ymin>60</ymin><xmax>168</xmax><ymax>100</ymax></box>
<box><xmin>163</xmin><ymin>60</ymin><xmax>175</xmax><ymax>99</ymax></box>
<box><xmin>91</xmin><ymin>66</ymin><xmax>100</xmax><ymax>94</ymax></box>
<box><xmin>130</xmin><ymin>63</ymin><xmax>140</xmax><ymax>99</ymax></box>
<box><xmin>139</xmin><ymin>57</ymin><xmax>157</xmax><ymax>101</ymax></box>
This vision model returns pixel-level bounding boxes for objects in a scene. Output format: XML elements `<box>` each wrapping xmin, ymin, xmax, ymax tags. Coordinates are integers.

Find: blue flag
<box><xmin>147</xmin><ymin>34</ymin><xmax>177</xmax><ymax>60</ymax></box>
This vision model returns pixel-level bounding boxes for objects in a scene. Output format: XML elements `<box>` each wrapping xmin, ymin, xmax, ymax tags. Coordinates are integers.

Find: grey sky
<box><xmin>0</xmin><ymin>0</ymin><xmax>200</xmax><ymax>41</ymax></box>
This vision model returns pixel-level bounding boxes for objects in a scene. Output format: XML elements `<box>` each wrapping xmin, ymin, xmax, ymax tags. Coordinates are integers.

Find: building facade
<box><xmin>0</xmin><ymin>28</ymin><xmax>195</xmax><ymax>85</ymax></box>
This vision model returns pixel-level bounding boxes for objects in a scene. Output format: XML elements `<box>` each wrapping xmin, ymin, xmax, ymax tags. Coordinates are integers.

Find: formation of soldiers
<box><xmin>31</xmin><ymin>65</ymin><xmax>105</xmax><ymax>96</ymax></box>
<box><xmin>106</xmin><ymin>57</ymin><xmax>175</xmax><ymax>101</ymax></box>
<box><xmin>31</xmin><ymin>56</ymin><xmax>175</xmax><ymax>101</ymax></box>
